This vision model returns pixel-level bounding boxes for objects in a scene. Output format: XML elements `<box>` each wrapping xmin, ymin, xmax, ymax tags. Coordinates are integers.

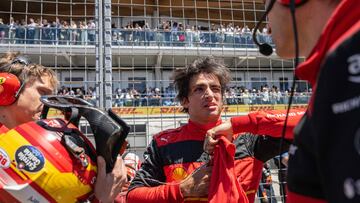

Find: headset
<box><xmin>252</xmin><ymin>0</ymin><xmax>307</xmax><ymax>56</ymax></box>
<box><xmin>0</xmin><ymin>56</ymin><xmax>31</xmax><ymax>106</ymax></box>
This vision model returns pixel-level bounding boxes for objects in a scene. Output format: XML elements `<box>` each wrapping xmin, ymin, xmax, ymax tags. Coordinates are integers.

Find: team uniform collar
<box><xmin>295</xmin><ymin>0</ymin><xmax>359</xmax><ymax>86</ymax></box>
<box><xmin>187</xmin><ymin>119</ymin><xmax>222</xmax><ymax>133</ymax></box>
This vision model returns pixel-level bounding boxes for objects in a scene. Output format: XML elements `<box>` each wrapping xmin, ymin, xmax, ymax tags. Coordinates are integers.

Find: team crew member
<box><xmin>0</xmin><ymin>52</ymin><xmax>127</xmax><ymax>203</ymax></box>
<box><xmin>127</xmin><ymin>57</ymin><xmax>300</xmax><ymax>203</ymax></box>
<box><xmin>206</xmin><ymin>0</ymin><xmax>360</xmax><ymax>202</ymax></box>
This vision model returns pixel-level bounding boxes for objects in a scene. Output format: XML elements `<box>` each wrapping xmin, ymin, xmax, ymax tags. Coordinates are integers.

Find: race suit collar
<box><xmin>187</xmin><ymin>119</ymin><xmax>222</xmax><ymax>133</ymax></box>
<box><xmin>295</xmin><ymin>0</ymin><xmax>359</xmax><ymax>86</ymax></box>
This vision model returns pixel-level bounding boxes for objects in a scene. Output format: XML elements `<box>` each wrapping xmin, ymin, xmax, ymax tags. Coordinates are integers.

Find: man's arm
<box><xmin>231</xmin><ymin>109</ymin><xmax>305</xmax><ymax>139</ymax></box>
<box><xmin>204</xmin><ymin>109</ymin><xmax>304</xmax><ymax>154</ymax></box>
<box><xmin>252</xmin><ymin>135</ymin><xmax>292</xmax><ymax>163</ymax></box>
<box><xmin>206</xmin><ymin>108</ymin><xmax>305</xmax><ymax>141</ymax></box>
<box><xmin>127</xmin><ymin>140</ymin><xmax>184</xmax><ymax>203</ymax></box>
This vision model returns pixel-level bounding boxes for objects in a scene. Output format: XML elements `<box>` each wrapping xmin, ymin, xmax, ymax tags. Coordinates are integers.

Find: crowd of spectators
<box><xmin>224</xmin><ymin>85</ymin><xmax>312</xmax><ymax>105</ymax></box>
<box><xmin>57</xmin><ymin>84</ymin><xmax>311</xmax><ymax>107</ymax></box>
<box><xmin>0</xmin><ymin>17</ymin><xmax>96</xmax><ymax>45</ymax></box>
<box><xmin>0</xmin><ymin>17</ymin><xmax>272</xmax><ymax>47</ymax></box>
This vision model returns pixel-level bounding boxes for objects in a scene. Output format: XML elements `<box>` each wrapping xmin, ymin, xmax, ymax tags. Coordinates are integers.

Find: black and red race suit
<box><xmin>127</xmin><ymin>119</ymin><xmax>294</xmax><ymax>203</ymax></box>
<box><xmin>230</xmin><ymin>0</ymin><xmax>360</xmax><ymax>202</ymax></box>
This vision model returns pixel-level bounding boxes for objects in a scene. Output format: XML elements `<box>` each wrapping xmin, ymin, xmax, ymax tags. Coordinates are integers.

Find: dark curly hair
<box><xmin>172</xmin><ymin>56</ymin><xmax>231</xmax><ymax>113</ymax></box>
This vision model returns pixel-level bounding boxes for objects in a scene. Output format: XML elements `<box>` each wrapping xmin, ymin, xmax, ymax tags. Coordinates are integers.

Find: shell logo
<box><xmin>0</xmin><ymin>77</ymin><xmax>6</xmax><ymax>85</ymax></box>
<box><xmin>172</xmin><ymin>167</ymin><xmax>188</xmax><ymax>181</ymax></box>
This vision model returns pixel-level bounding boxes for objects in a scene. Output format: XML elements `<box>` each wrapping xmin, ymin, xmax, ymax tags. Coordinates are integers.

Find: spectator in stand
<box><xmin>34</xmin><ymin>18</ymin><xmax>42</xmax><ymax>43</ymax></box>
<box><xmin>70</xmin><ymin>20</ymin><xmax>79</xmax><ymax>45</ymax></box>
<box><xmin>8</xmin><ymin>17</ymin><xmax>17</xmax><ymax>44</ymax></box>
<box><xmin>87</xmin><ymin>20</ymin><xmax>96</xmax><ymax>45</ymax></box>
<box><xmin>0</xmin><ymin>18</ymin><xmax>5</xmax><ymax>43</ymax></box>
<box><xmin>133</xmin><ymin>23</ymin><xmax>142</xmax><ymax>46</ymax></box>
<box><xmin>208</xmin><ymin>23</ymin><xmax>216</xmax><ymax>47</ymax></box>
<box><xmin>162</xmin><ymin>87</ymin><xmax>172</xmax><ymax>106</ymax></box>
<box><xmin>192</xmin><ymin>25</ymin><xmax>201</xmax><ymax>47</ymax></box>
<box><xmin>143</xmin><ymin>22</ymin><xmax>152</xmax><ymax>46</ymax></box>
<box><xmin>16</xmin><ymin>19</ymin><xmax>26</xmax><ymax>44</ymax></box>
<box><xmin>60</xmin><ymin>20</ymin><xmax>69</xmax><ymax>45</ymax></box>
<box><xmin>41</xmin><ymin>19</ymin><xmax>51</xmax><ymax>44</ymax></box>
<box><xmin>85</xmin><ymin>86</ymin><xmax>96</xmax><ymax>106</ymax></box>
<box><xmin>242</xmin><ymin>89</ymin><xmax>251</xmax><ymax>105</ymax></box>
<box><xmin>75</xmin><ymin>88</ymin><xmax>84</xmax><ymax>99</ymax></box>
<box><xmin>27</xmin><ymin>18</ymin><xmax>37</xmax><ymax>44</ymax></box>
<box><xmin>242</xmin><ymin>25</ymin><xmax>252</xmax><ymax>47</ymax></box>
<box><xmin>80</xmin><ymin>21</ymin><xmax>88</xmax><ymax>45</ymax></box>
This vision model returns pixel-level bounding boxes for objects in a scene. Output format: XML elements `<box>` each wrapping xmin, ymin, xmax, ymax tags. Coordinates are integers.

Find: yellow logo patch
<box><xmin>172</xmin><ymin>167</ymin><xmax>188</xmax><ymax>181</ymax></box>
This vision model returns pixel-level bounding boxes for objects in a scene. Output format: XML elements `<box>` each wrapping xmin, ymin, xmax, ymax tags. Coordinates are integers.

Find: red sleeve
<box><xmin>231</xmin><ymin>109</ymin><xmax>306</xmax><ymax>139</ymax></box>
<box><xmin>127</xmin><ymin>184</ymin><xmax>183</xmax><ymax>203</ymax></box>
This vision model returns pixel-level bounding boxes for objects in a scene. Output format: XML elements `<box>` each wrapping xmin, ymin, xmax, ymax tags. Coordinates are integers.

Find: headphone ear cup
<box><xmin>0</xmin><ymin>73</ymin><xmax>21</xmax><ymax>106</ymax></box>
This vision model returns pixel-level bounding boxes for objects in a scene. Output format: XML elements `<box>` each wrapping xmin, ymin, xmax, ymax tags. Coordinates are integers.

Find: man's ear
<box><xmin>181</xmin><ymin>97</ymin><xmax>189</xmax><ymax>108</ymax></box>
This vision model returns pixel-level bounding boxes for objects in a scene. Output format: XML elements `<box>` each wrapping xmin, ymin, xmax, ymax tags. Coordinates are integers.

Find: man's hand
<box><xmin>179</xmin><ymin>165</ymin><xmax>212</xmax><ymax>197</ymax></box>
<box><xmin>94</xmin><ymin>156</ymin><xmax>127</xmax><ymax>203</ymax></box>
<box><xmin>204</xmin><ymin>120</ymin><xmax>234</xmax><ymax>154</ymax></box>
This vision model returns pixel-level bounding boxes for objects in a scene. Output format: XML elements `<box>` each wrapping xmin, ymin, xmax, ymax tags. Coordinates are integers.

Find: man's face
<box><xmin>12</xmin><ymin>75</ymin><xmax>54</xmax><ymax>125</ymax></box>
<box><xmin>182</xmin><ymin>73</ymin><xmax>223</xmax><ymax>125</ymax></box>
<box><xmin>265</xmin><ymin>0</ymin><xmax>296</xmax><ymax>58</ymax></box>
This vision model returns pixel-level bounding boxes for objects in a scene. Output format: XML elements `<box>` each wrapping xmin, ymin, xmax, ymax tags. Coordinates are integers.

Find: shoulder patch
<box><xmin>154</xmin><ymin>126</ymin><xmax>183</xmax><ymax>146</ymax></box>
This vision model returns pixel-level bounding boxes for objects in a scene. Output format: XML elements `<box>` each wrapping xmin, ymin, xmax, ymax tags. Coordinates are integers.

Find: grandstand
<box><xmin>0</xmin><ymin>1</ymin><xmax>309</xmax><ymax>201</ymax></box>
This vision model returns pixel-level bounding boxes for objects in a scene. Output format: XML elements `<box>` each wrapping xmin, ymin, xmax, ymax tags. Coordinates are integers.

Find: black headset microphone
<box><xmin>252</xmin><ymin>0</ymin><xmax>277</xmax><ymax>56</ymax></box>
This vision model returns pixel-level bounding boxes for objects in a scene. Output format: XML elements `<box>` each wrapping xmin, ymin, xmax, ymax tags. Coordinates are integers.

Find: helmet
<box><xmin>0</xmin><ymin>119</ymin><xmax>97</xmax><ymax>202</ymax></box>
<box><xmin>0</xmin><ymin>96</ymin><xmax>129</xmax><ymax>202</ymax></box>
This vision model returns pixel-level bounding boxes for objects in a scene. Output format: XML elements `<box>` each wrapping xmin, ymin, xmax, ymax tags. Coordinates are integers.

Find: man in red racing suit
<box><xmin>127</xmin><ymin>56</ymin><xmax>305</xmax><ymax>202</ymax></box>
